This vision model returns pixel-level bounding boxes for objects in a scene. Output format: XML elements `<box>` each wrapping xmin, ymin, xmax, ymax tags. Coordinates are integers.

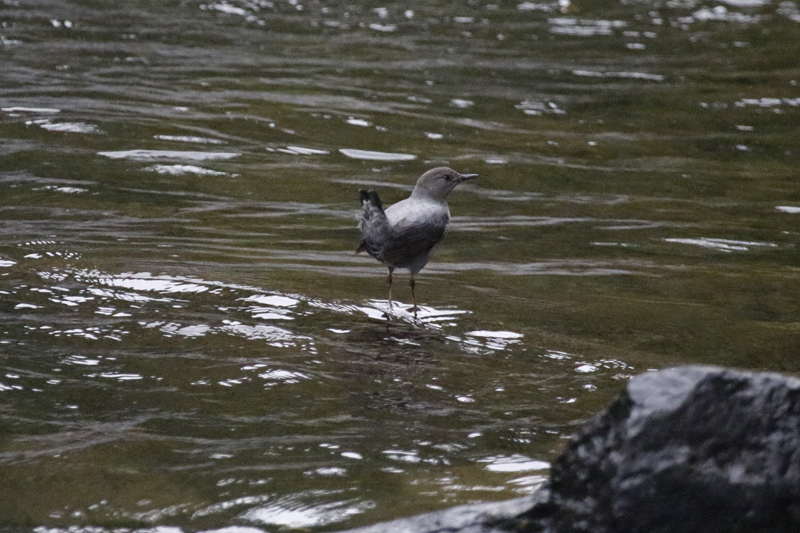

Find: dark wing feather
<box><xmin>356</xmin><ymin>190</ymin><xmax>392</xmax><ymax>260</ymax></box>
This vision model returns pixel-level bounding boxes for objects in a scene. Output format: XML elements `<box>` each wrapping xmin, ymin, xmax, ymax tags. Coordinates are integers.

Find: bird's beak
<box><xmin>458</xmin><ymin>173</ymin><xmax>478</xmax><ymax>182</ymax></box>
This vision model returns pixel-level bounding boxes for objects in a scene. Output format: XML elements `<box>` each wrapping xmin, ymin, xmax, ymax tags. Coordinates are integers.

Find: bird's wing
<box><xmin>356</xmin><ymin>190</ymin><xmax>392</xmax><ymax>258</ymax></box>
<box><xmin>380</xmin><ymin>208</ymin><xmax>449</xmax><ymax>267</ymax></box>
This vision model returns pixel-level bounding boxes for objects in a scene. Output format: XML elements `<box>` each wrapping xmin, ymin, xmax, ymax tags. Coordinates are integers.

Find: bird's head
<box><xmin>411</xmin><ymin>167</ymin><xmax>478</xmax><ymax>201</ymax></box>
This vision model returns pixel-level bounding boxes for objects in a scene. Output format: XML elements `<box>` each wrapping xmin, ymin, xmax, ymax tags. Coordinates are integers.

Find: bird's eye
<box><xmin>444</xmin><ymin>175</ymin><xmax>454</xmax><ymax>181</ymax></box>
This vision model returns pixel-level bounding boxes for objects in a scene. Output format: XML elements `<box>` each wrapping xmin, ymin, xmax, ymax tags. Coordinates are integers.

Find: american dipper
<box><xmin>356</xmin><ymin>167</ymin><xmax>477</xmax><ymax>316</ymax></box>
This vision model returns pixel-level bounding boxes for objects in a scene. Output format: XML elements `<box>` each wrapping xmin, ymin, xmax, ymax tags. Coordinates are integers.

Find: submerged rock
<box><xmin>340</xmin><ymin>366</ymin><xmax>800</xmax><ymax>533</ymax></box>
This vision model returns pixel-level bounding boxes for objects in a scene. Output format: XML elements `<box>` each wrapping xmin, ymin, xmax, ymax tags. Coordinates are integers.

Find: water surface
<box><xmin>1</xmin><ymin>0</ymin><xmax>799</xmax><ymax>530</ymax></box>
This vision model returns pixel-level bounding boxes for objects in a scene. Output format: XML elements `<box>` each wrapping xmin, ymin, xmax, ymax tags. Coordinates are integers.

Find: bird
<box><xmin>356</xmin><ymin>167</ymin><xmax>478</xmax><ymax>317</ymax></box>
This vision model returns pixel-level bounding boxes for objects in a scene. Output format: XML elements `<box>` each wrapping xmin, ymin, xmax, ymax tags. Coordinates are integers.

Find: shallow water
<box><xmin>1</xmin><ymin>0</ymin><xmax>799</xmax><ymax>530</ymax></box>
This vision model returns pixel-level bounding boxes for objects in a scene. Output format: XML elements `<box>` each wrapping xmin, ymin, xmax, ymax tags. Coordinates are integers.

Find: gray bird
<box><xmin>356</xmin><ymin>167</ymin><xmax>478</xmax><ymax>316</ymax></box>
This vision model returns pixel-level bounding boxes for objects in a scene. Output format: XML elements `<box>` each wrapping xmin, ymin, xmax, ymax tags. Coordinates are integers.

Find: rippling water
<box><xmin>1</xmin><ymin>0</ymin><xmax>799</xmax><ymax>530</ymax></box>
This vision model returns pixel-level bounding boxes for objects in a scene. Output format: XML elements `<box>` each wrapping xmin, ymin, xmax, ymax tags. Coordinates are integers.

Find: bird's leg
<box><xmin>387</xmin><ymin>267</ymin><xmax>394</xmax><ymax>311</ymax></box>
<box><xmin>410</xmin><ymin>277</ymin><xmax>418</xmax><ymax>317</ymax></box>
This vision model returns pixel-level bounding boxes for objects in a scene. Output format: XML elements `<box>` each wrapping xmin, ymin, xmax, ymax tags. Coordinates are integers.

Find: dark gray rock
<box><xmin>338</xmin><ymin>366</ymin><xmax>800</xmax><ymax>533</ymax></box>
<box><xmin>519</xmin><ymin>365</ymin><xmax>800</xmax><ymax>533</ymax></box>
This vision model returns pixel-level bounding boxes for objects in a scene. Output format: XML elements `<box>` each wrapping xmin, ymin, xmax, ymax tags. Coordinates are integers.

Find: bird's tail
<box><xmin>357</xmin><ymin>189</ymin><xmax>391</xmax><ymax>255</ymax></box>
<box><xmin>359</xmin><ymin>189</ymin><xmax>384</xmax><ymax>211</ymax></box>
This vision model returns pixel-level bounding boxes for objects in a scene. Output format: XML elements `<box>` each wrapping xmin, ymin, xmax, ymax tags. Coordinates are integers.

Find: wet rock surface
<box><xmin>341</xmin><ymin>366</ymin><xmax>800</xmax><ymax>533</ymax></box>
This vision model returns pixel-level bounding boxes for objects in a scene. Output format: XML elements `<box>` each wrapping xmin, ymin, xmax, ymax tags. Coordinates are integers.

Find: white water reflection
<box><xmin>98</xmin><ymin>150</ymin><xmax>240</xmax><ymax>162</ymax></box>
<box><xmin>572</xmin><ymin>69</ymin><xmax>664</xmax><ymax>82</ymax></box>
<box><xmin>154</xmin><ymin>135</ymin><xmax>227</xmax><ymax>144</ymax></box>
<box><xmin>158</xmin><ymin>323</ymin><xmax>212</xmax><ymax>338</ymax></box>
<box><xmin>338</xmin><ymin>148</ymin><xmax>416</xmax><ymax>161</ymax></box>
<box><xmin>242</xmin><ymin>495</ymin><xmax>374</xmax><ymax>528</ymax></box>
<box><xmin>341</xmin><ymin>452</ymin><xmax>363</xmax><ymax>460</ymax></box>
<box><xmin>61</xmin><ymin>355</ymin><xmax>102</xmax><ymax>366</ymax></box>
<box><xmin>220</xmin><ymin>321</ymin><xmax>310</xmax><ymax>347</ymax></box>
<box><xmin>193</xmin><ymin>495</ymin><xmax>272</xmax><ymax>519</ymax></box>
<box><xmin>515</xmin><ymin>100</ymin><xmax>567</xmax><ymax>116</ymax></box>
<box><xmin>346</xmin><ymin>117</ymin><xmax>371</xmax><ymax>127</ymax></box>
<box><xmin>508</xmin><ymin>473</ymin><xmax>549</xmax><ymax>493</ymax></box>
<box><xmin>480</xmin><ymin>455</ymin><xmax>550</xmax><ymax>473</ymax></box>
<box><xmin>518</xmin><ymin>2</ymin><xmax>556</xmax><ymax>12</ymax></box>
<box><xmin>383</xmin><ymin>449</ymin><xmax>422</xmax><ymax>464</ymax></box>
<box><xmin>664</xmin><ymin>237</ymin><xmax>778</xmax><ymax>252</ymax></box>
<box><xmin>2</xmin><ymin>106</ymin><xmax>61</xmax><ymax>114</ymax></box>
<box><xmin>779</xmin><ymin>2</ymin><xmax>800</xmax><ymax>21</ymax></box>
<box><xmin>242</xmin><ymin>295</ymin><xmax>299</xmax><ymax>307</ymax></box>
<box><xmin>205</xmin><ymin>3</ymin><xmax>249</xmax><ymax>17</ymax></box>
<box><xmin>98</xmin><ymin>372</ymin><xmax>143</xmax><ymax>381</ymax></box>
<box><xmin>200</xmin><ymin>526</ymin><xmax>267</xmax><ymax>533</ymax></box>
<box><xmin>278</xmin><ymin>145</ymin><xmax>329</xmax><ymax>156</ymax></box>
<box><xmin>143</xmin><ymin>164</ymin><xmax>228</xmax><ymax>176</ymax></box>
<box><xmin>26</xmin><ymin>119</ymin><xmax>101</xmax><ymax>134</ymax></box>
<box><xmin>4</xmin><ymin>267</ymin><xmax>600</xmax><ymax>366</ymax></box>
<box><xmin>450</xmin><ymin>98</ymin><xmax>474</xmax><ymax>109</ymax></box>
<box><xmin>686</xmin><ymin>5</ymin><xmax>763</xmax><ymax>23</ymax></box>
<box><xmin>549</xmin><ymin>17</ymin><xmax>626</xmax><ymax>36</ymax></box>
<box><xmin>466</xmin><ymin>330</ymin><xmax>524</xmax><ymax>351</ymax></box>
<box><xmin>33</xmin><ymin>185</ymin><xmax>88</xmax><ymax>194</ymax></box>
<box><xmin>91</xmin><ymin>272</ymin><xmax>211</xmax><ymax>294</ymax></box>
<box><xmin>735</xmin><ymin>97</ymin><xmax>800</xmax><ymax>108</ymax></box>
<box><xmin>257</xmin><ymin>369</ymin><xmax>310</xmax><ymax>385</ymax></box>
<box><xmin>241</xmin><ymin>295</ymin><xmax>298</xmax><ymax>320</ymax></box>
